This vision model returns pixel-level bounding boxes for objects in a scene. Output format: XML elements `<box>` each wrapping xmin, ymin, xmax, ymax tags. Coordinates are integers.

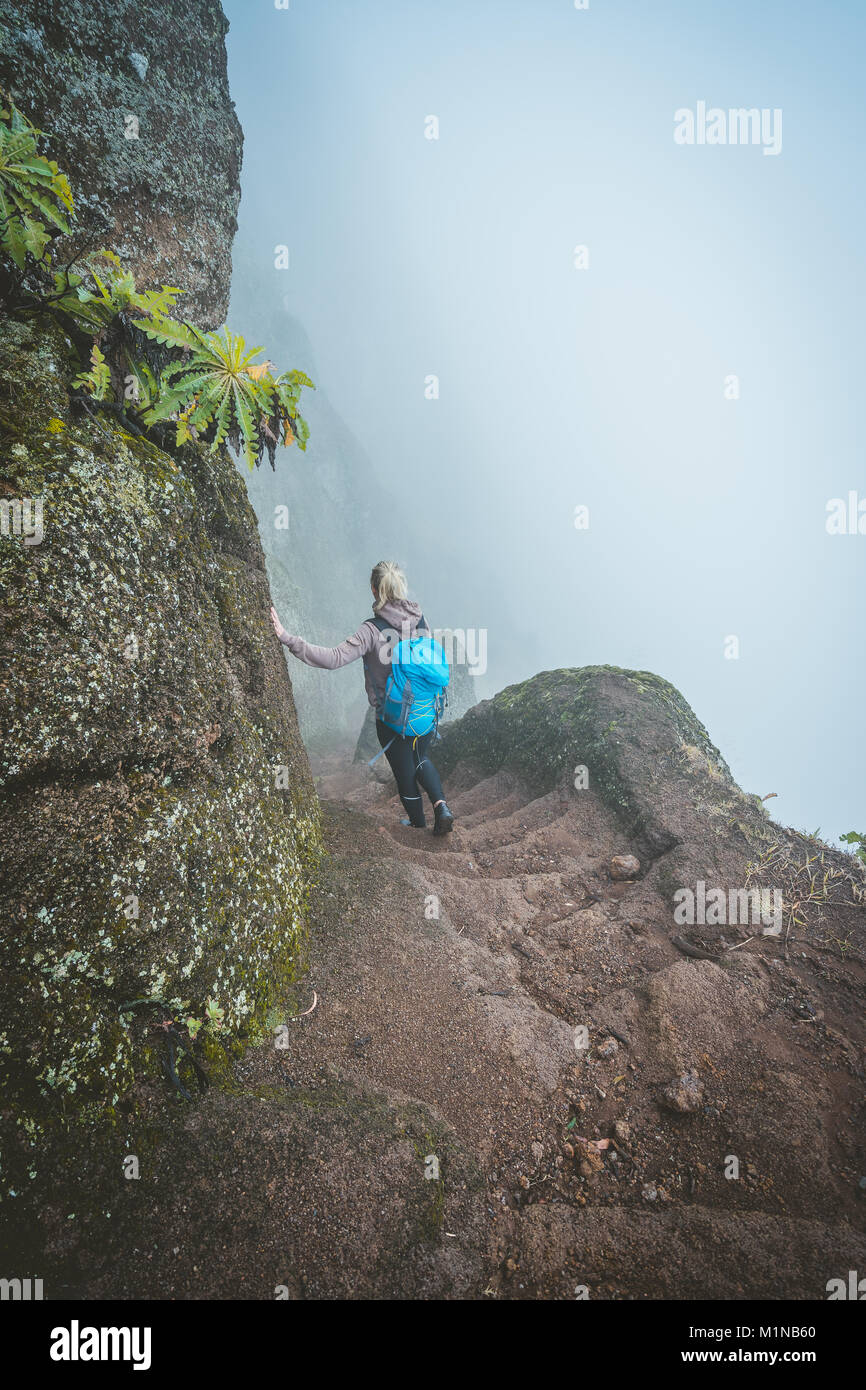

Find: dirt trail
<box><xmin>17</xmin><ymin>733</ymin><xmax>865</xmax><ymax>1301</ymax></box>
<box><xmin>267</xmin><ymin>744</ymin><xmax>866</xmax><ymax>1299</ymax></box>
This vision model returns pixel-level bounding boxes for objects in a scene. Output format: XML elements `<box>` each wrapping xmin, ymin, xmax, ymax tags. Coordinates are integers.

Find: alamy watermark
<box><xmin>674</xmin><ymin>103</ymin><xmax>782</xmax><ymax>157</ymax></box>
<box><xmin>0</xmin><ymin>495</ymin><xmax>43</xmax><ymax>545</ymax></box>
<box><xmin>373</xmin><ymin>622</ymin><xmax>487</xmax><ymax>677</ymax></box>
<box><xmin>50</xmin><ymin>1322</ymin><xmax>151</xmax><ymax>1370</ymax></box>
<box><xmin>826</xmin><ymin>491</ymin><xmax>865</xmax><ymax>535</ymax></box>
<box><xmin>1</xmin><ymin>1276</ymin><xmax>43</xmax><ymax>1300</ymax></box>
<box><xmin>674</xmin><ymin>880</ymin><xmax>782</xmax><ymax>936</ymax></box>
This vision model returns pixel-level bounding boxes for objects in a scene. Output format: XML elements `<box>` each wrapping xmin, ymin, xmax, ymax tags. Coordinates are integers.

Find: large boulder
<box><xmin>0</xmin><ymin>313</ymin><xmax>320</xmax><ymax>1193</ymax></box>
<box><xmin>437</xmin><ymin>666</ymin><xmax>771</xmax><ymax>868</ymax></box>
<box><xmin>0</xmin><ymin>0</ymin><xmax>242</xmax><ymax>327</ymax></box>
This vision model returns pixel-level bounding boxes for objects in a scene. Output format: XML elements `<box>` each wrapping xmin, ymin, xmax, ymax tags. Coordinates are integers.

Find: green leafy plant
<box><xmin>140</xmin><ymin>322</ymin><xmax>312</xmax><ymax>468</ymax></box>
<box><xmin>0</xmin><ymin>95</ymin><xmax>73</xmax><ymax>269</ymax></box>
<box><xmin>141</xmin><ymin>321</ymin><xmax>273</xmax><ymax>466</ymax></box>
<box><xmin>56</xmin><ymin>250</ymin><xmax>178</xmax><ymax>413</ymax></box>
<box><xmin>204</xmin><ymin>998</ymin><xmax>225</xmax><ymax>1030</ymax></box>
<box><xmin>53</xmin><ymin>247</ymin><xmax>181</xmax><ymax>331</ymax></box>
<box><xmin>840</xmin><ymin>831</ymin><xmax>866</xmax><ymax>865</ymax></box>
<box><xmin>72</xmin><ymin>343</ymin><xmax>111</xmax><ymax>401</ymax></box>
<box><xmin>184</xmin><ymin>999</ymin><xmax>225</xmax><ymax>1041</ymax></box>
<box><xmin>0</xmin><ymin>100</ymin><xmax>314</xmax><ymax>468</ymax></box>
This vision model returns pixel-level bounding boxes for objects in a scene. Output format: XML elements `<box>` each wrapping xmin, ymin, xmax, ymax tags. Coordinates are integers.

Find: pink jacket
<box><xmin>280</xmin><ymin>597</ymin><xmax>429</xmax><ymax>711</ymax></box>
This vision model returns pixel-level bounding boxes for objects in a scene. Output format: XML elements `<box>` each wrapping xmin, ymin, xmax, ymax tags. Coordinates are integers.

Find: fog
<box><xmin>223</xmin><ymin>0</ymin><xmax>865</xmax><ymax>845</ymax></box>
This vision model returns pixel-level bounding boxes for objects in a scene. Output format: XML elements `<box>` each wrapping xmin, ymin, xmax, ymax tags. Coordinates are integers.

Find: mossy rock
<box><xmin>2</xmin><ymin>1072</ymin><xmax>487</xmax><ymax>1300</ymax></box>
<box><xmin>437</xmin><ymin>665</ymin><xmax>772</xmax><ymax>863</ymax></box>
<box><xmin>0</xmin><ymin>314</ymin><xmax>321</xmax><ymax>1196</ymax></box>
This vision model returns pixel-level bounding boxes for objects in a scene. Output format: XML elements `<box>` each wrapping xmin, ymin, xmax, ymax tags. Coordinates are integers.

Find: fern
<box><xmin>2</xmin><ymin>100</ymin><xmax>315</xmax><ymax>469</ymax></box>
<box><xmin>132</xmin><ymin>312</ymin><xmax>204</xmax><ymax>354</ymax></box>
<box><xmin>0</xmin><ymin>96</ymin><xmax>73</xmax><ymax>270</ymax></box>
<box><xmin>72</xmin><ymin>343</ymin><xmax>111</xmax><ymax>401</ymax></box>
<box><xmin>53</xmin><ymin>249</ymin><xmax>181</xmax><ymax>332</ymax></box>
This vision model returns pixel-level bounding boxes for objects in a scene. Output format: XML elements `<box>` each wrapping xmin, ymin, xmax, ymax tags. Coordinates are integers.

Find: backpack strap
<box><xmin>362</xmin><ymin>613</ymin><xmax>393</xmax><ymax>723</ymax></box>
<box><xmin>362</xmin><ymin>613</ymin><xmax>390</xmax><ymax>669</ymax></box>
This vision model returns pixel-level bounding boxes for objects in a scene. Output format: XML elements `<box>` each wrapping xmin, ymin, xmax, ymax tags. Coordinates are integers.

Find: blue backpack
<box><xmin>366</xmin><ymin>613</ymin><xmax>450</xmax><ymax>745</ymax></box>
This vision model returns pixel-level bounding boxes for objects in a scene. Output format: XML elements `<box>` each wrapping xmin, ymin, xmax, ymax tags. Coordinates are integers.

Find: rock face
<box><xmin>0</xmin><ymin>1</ymin><xmax>317</xmax><ymax>1201</ymax></box>
<box><xmin>0</xmin><ymin>314</ymin><xmax>320</xmax><ymax>1187</ymax></box>
<box><xmin>0</xmin><ymin>2</ymin><xmax>492</xmax><ymax>1301</ymax></box>
<box><xmin>437</xmin><ymin>666</ymin><xmax>772</xmax><ymax>874</ymax></box>
<box><xmin>0</xmin><ymin>0</ymin><xmax>242</xmax><ymax>327</ymax></box>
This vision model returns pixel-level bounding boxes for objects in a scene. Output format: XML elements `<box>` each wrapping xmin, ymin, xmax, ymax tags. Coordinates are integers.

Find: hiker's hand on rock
<box><xmin>270</xmin><ymin>606</ymin><xmax>287</xmax><ymax>642</ymax></box>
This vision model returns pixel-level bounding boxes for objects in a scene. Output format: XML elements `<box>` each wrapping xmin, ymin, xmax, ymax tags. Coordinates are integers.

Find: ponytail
<box><xmin>370</xmin><ymin>560</ymin><xmax>408</xmax><ymax>611</ymax></box>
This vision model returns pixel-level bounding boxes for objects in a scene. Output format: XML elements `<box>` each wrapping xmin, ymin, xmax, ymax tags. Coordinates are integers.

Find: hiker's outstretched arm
<box><xmin>270</xmin><ymin>607</ymin><xmax>375</xmax><ymax>669</ymax></box>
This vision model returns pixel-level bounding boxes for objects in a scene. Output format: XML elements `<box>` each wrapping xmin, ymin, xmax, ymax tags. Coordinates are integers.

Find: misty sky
<box><xmin>223</xmin><ymin>0</ymin><xmax>865</xmax><ymax>846</ymax></box>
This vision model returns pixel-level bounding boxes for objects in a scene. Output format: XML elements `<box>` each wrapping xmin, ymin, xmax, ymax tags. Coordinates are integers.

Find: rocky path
<box><xmin>22</xmin><ymin>723</ymin><xmax>865</xmax><ymax>1301</ymax></box>
<box><xmin>254</xmin><ymin>744</ymin><xmax>866</xmax><ymax>1300</ymax></box>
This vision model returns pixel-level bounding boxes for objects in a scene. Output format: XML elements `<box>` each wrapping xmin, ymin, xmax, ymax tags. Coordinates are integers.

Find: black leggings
<box><xmin>376</xmin><ymin>719</ymin><xmax>445</xmax><ymax>827</ymax></box>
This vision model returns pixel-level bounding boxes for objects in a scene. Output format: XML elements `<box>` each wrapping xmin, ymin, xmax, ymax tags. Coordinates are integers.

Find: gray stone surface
<box><xmin>0</xmin><ymin>0</ymin><xmax>243</xmax><ymax>327</ymax></box>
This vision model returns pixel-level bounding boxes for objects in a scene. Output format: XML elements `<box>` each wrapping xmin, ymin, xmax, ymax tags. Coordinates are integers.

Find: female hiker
<box><xmin>270</xmin><ymin>561</ymin><xmax>454</xmax><ymax>835</ymax></box>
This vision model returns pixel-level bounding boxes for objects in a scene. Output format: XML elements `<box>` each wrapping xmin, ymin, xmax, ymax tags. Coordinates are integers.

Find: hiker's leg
<box><xmin>412</xmin><ymin>734</ymin><xmax>454</xmax><ymax>834</ymax></box>
<box><xmin>411</xmin><ymin>733</ymin><xmax>446</xmax><ymax>808</ymax></box>
<box><xmin>377</xmin><ymin>721</ymin><xmax>426</xmax><ymax>827</ymax></box>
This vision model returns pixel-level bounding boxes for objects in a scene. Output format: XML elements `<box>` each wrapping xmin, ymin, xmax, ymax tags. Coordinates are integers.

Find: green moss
<box><xmin>0</xmin><ymin>313</ymin><xmax>322</xmax><ymax>1199</ymax></box>
<box><xmin>441</xmin><ymin>665</ymin><xmax>723</xmax><ymax>785</ymax></box>
<box><xmin>437</xmin><ymin>664</ymin><xmax>760</xmax><ymax>858</ymax></box>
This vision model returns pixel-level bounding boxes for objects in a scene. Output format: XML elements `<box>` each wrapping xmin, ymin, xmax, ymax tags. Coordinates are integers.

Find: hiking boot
<box><xmin>400</xmin><ymin>818</ymin><xmax>426</xmax><ymax>829</ymax></box>
<box><xmin>433</xmin><ymin>801</ymin><xmax>454</xmax><ymax>836</ymax></box>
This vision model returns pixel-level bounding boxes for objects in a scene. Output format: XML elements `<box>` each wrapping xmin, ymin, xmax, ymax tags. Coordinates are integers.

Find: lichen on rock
<box><xmin>0</xmin><ymin>0</ymin><xmax>243</xmax><ymax>328</ymax></box>
<box><xmin>0</xmin><ymin>313</ymin><xmax>321</xmax><ymax>1192</ymax></box>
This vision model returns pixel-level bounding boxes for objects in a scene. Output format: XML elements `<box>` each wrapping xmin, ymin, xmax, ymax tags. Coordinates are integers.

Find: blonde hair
<box><xmin>370</xmin><ymin>560</ymin><xmax>408</xmax><ymax>611</ymax></box>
